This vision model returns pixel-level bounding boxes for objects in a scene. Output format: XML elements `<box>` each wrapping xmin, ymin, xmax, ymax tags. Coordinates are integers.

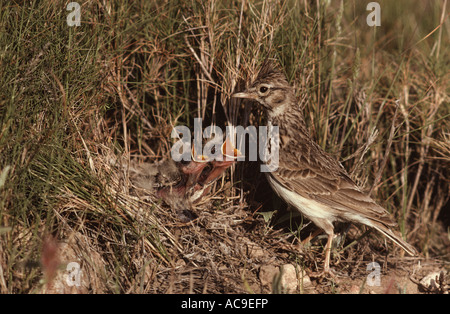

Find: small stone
<box><xmin>419</xmin><ymin>270</ymin><xmax>447</xmax><ymax>292</ymax></box>
<box><xmin>259</xmin><ymin>264</ymin><xmax>313</xmax><ymax>293</ymax></box>
<box><xmin>280</xmin><ymin>264</ymin><xmax>298</xmax><ymax>292</ymax></box>
<box><xmin>259</xmin><ymin>264</ymin><xmax>279</xmax><ymax>288</ymax></box>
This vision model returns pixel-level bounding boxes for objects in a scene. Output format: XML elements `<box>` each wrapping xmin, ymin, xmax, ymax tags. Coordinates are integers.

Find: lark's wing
<box><xmin>271</xmin><ymin>137</ymin><xmax>418</xmax><ymax>256</ymax></box>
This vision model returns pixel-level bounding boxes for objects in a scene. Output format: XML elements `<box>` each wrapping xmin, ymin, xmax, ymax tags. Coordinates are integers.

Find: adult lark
<box><xmin>233</xmin><ymin>61</ymin><xmax>417</xmax><ymax>273</ymax></box>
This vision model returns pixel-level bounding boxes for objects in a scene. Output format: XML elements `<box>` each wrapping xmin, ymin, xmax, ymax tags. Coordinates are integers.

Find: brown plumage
<box><xmin>233</xmin><ymin>60</ymin><xmax>417</xmax><ymax>273</ymax></box>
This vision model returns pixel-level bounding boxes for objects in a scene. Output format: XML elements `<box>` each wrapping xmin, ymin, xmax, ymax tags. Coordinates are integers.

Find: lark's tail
<box><xmin>372</xmin><ymin>224</ymin><xmax>418</xmax><ymax>256</ymax></box>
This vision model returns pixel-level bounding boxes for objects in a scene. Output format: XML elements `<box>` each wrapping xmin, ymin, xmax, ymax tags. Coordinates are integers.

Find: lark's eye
<box><xmin>259</xmin><ymin>85</ymin><xmax>269</xmax><ymax>94</ymax></box>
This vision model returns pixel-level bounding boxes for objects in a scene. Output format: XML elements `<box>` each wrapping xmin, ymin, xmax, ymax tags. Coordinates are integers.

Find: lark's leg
<box><xmin>323</xmin><ymin>230</ymin><xmax>334</xmax><ymax>274</ymax></box>
<box><xmin>309</xmin><ymin>218</ymin><xmax>335</xmax><ymax>275</ymax></box>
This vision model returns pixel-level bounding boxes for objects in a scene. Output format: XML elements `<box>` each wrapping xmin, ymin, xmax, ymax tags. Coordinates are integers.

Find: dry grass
<box><xmin>0</xmin><ymin>0</ymin><xmax>448</xmax><ymax>293</ymax></box>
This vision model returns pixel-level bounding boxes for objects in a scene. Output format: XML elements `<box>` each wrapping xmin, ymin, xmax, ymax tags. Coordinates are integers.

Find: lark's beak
<box><xmin>231</xmin><ymin>91</ymin><xmax>257</xmax><ymax>100</ymax></box>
